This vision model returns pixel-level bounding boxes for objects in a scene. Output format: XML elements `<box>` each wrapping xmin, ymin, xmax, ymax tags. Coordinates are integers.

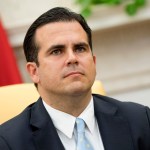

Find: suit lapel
<box><xmin>30</xmin><ymin>98</ymin><xmax>65</xmax><ymax>150</ymax></box>
<box><xmin>93</xmin><ymin>95</ymin><xmax>134</xmax><ymax>150</ymax></box>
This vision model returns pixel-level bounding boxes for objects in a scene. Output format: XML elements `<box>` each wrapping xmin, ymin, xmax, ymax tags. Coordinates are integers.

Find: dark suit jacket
<box><xmin>0</xmin><ymin>94</ymin><xmax>150</xmax><ymax>150</ymax></box>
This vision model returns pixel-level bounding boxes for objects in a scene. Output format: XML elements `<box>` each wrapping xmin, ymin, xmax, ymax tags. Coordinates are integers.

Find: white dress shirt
<box><xmin>42</xmin><ymin>97</ymin><xmax>104</xmax><ymax>150</ymax></box>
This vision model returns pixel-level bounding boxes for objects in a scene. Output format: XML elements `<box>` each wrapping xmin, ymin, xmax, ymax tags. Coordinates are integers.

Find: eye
<box><xmin>75</xmin><ymin>46</ymin><xmax>86</xmax><ymax>53</ymax></box>
<box><xmin>51</xmin><ymin>49</ymin><xmax>62</xmax><ymax>55</ymax></box>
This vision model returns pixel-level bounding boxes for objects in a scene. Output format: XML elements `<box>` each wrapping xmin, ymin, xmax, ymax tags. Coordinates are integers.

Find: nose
<box><xmin>65</xmin><ymin>50</ymin><xmax>78</xmax><ymax>66</ymax></box>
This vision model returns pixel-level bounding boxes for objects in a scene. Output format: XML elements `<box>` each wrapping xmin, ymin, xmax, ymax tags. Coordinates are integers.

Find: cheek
<box><xmin>86</xmin><ymin>58</ymin><xmax>96</xmax><ymax>75</ymax></box>
<box><xmin>83</xmin><ymin>56</ymin><xmax>96</xmax><ymax>67</ymax></box>
<box><xmin>41</xmin><ymin>61</ymin><xmax>63</xmax><ymax>77</ymax></box>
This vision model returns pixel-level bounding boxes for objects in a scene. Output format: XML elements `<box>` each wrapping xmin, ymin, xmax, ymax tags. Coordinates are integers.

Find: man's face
<box><xmin>27</xmin><ymin>21</ymin><xmax>96</xmax><ymax>97</ymax></box>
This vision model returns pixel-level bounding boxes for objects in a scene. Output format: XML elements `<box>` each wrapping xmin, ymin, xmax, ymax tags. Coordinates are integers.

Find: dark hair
<box><xmin>23</xmin><ymin>7</ymin><xmax>92</xmax><ymax>65</ymax></box>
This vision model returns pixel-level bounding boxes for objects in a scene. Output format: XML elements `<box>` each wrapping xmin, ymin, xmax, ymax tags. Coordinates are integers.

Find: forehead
<box><xmin>35</xmin><ymin>21</ymin><xmax>88</xmax><ymax>45</ymax></box>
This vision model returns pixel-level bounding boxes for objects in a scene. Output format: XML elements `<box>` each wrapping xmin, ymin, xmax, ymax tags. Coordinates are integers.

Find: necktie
<box><xmin>75</xmin><ymin>118</ymin><xmax>94</xmax><ymax>150</ymax></box>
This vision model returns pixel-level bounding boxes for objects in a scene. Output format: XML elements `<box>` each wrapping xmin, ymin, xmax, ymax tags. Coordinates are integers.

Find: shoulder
<box><xmin>93</xmin><ymin>94</ymin><xmax>150</xmax><ymax>124</ymax></box>
<box><xmin>93</xmin><ymin>93</ymin><xmax>149</xmax><ymax>111</ymax></box>
<box><xmin>0</xmin><ymin>102</ymin><xmax>37</xmax><ymax>149</ymax></box>
<box><xmin>0</xmin><ymin>102</ymin><xmax>35</xmax><ymax>138</ymax></box>
<box><xmin>93</xmin><ymin>94</ymin><xmax>150</xmax><ymax>149</ymax></box>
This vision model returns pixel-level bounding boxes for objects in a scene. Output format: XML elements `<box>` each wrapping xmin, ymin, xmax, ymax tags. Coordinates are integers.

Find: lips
<box><xmin>64</xmin><ymin>71</ymin><xmax>83</xmax><ymax>78</ymax></box>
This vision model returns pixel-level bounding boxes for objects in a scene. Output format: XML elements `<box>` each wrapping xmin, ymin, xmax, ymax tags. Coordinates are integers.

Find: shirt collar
<box><xmin>42</xmin><ymin>96</ymin><xmax>95</xmax><ymax>138</ymax></box>
<box><xmin>78</xmin><ymin>97</ymin><xmax>95</xmax><ymax>134</ymax></box>
<box><xmin>42</xmin><ymin>100</ymin><xmax>76</xmax><ymax>138</ymax></box>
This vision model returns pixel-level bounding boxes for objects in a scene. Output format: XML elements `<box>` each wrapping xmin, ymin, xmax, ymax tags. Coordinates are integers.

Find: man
<box><xmin>0</xmin><ymin>7</ymin><xmax>150</xmax><ymax>150</ymax></box>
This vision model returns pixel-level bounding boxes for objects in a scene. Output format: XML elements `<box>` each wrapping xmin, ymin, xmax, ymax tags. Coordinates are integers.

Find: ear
<box><xmin>26</xmin><ymin>62</ymin><xmax>39</xmax><ymax>83</ymax></box>
<box><xmin>93</xmin><ymin>55</ymin><xmax>97</xmax><ymax>75</ymax></box>
<box><xmin>93</xmin><ymin>55</ymin><xmax>96</xmax><ymax>64</ymax></box>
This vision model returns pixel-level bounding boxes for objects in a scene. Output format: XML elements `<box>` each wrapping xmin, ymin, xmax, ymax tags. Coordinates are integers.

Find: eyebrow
<box><xmin>74</xmin><ymin>42</ymin><xmax>89</xmax><ymax>48</ymax></box>
<box><xmin>45</xmin><ymin>42</ymin><xmax>89</xmax><ymax>54</ymax></box>
<box><xmin>46</xmin><ymin>44</ymin><xmax>65</xmax><ymax>54</ymax></box>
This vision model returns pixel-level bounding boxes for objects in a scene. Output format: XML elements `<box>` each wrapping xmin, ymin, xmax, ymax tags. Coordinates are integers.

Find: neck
<box><xmin>39</xmin><ymin>90</ymin><xmax>92</xmax><ymax>117</ymax></box>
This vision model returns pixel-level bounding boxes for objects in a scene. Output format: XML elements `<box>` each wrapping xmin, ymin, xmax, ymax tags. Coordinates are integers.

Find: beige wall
<box><xmin>92</xmin><ymin>20</ymin><xmax>150</xmax><ymax>106</ymax></box>
<box><xmin>93</xmin><ymin>20</ymin><xmax>150</xmax><ymax>93</ymax></box>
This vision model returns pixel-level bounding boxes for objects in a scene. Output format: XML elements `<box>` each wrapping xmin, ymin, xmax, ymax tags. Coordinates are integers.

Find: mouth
<box><xmin>64</xmin><ymin>71</ymin><xmax>83</xmax><ymax>78</ymax></box>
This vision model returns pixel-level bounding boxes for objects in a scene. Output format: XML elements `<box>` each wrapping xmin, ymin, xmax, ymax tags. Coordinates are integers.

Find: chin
<box><xmin>68</xmin><ymin>82</ymin><xmax>91</xmax><ymax>95</ymax></box>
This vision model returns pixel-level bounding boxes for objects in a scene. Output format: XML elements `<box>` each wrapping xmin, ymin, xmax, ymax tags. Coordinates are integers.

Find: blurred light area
<box><xmin>0</xmin><ymin>0</ymin><xmax>150</xmax><ymax>46</ymax></box>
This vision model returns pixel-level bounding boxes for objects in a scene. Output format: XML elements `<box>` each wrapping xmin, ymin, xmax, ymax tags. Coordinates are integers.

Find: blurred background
<box><xmin>0</xmin><ymin>0</ymin><xmax>150</xmax><ymax>106</ymax></box>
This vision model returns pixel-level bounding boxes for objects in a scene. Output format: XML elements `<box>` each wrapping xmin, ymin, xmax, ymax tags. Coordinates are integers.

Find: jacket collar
<box><xmin>93</xmin><ymin>94</ymin><xmax>134</xmax><ymax>150</ymax></box>
<box><xmin>30</xmin><ymin>98</ymin><xmax>65</xmax><ymax>150</ymax></box>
